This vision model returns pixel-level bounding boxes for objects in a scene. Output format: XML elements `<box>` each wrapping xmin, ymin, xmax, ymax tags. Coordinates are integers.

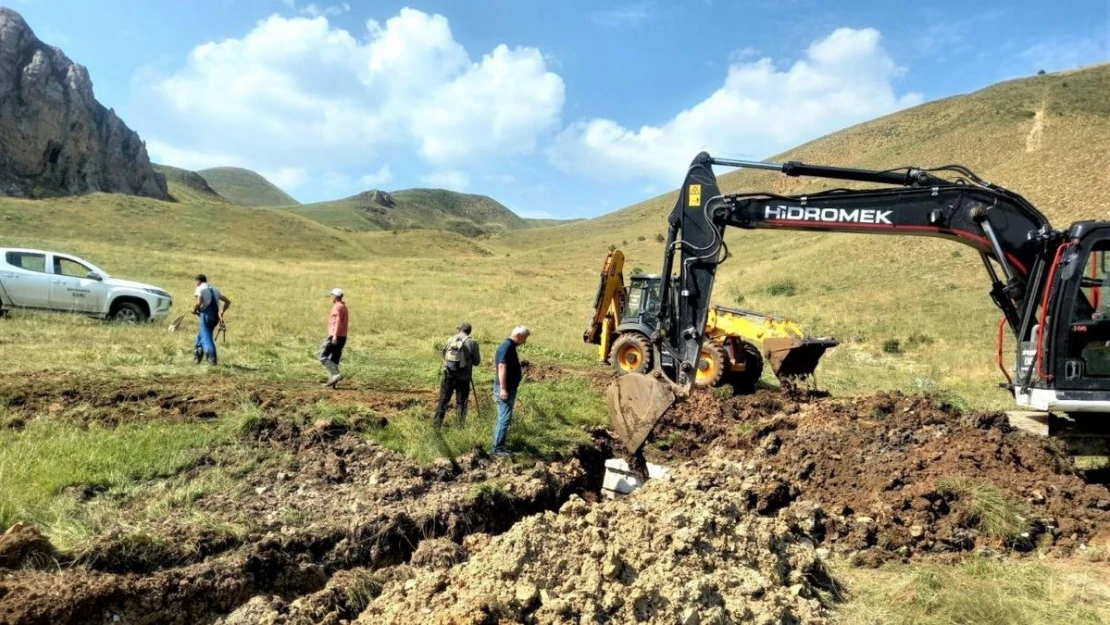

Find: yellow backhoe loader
<box><xmin>584</xmin><ymin>250</ymin><xmax>837</xmax><ymax>391</ymax></box>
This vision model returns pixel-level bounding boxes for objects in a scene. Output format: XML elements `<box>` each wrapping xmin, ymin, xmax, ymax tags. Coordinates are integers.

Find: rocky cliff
<box><xmin>0</xmin><ymin>8</ymin><xmax>168</xmax><ymax>199</ymax></box>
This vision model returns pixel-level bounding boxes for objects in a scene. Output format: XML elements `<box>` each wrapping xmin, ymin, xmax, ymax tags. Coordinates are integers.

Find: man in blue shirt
<box><xmin>492</xmin><ymin>325</ymin><xmax>530</xmax><ymax>457</ymax></box>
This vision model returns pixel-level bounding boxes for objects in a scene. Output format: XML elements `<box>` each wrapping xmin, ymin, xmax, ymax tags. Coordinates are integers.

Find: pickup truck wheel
<box><xmin>111</xmin><ymin>302</ymin><xmax>147</xmax><ymax>324</ymax></box>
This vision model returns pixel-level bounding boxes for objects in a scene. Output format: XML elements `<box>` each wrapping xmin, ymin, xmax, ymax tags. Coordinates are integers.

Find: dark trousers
<box><xmin>434</xmin><ymin>369</ymin><xmax>470</xmax><ymax>425</ymax></box>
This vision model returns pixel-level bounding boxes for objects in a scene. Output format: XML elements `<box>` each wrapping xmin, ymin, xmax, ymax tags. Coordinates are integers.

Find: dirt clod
<box><xmin>0</xmin><ymin>522</ymin><xmax>55</xmax><ymax>569</ymax></box>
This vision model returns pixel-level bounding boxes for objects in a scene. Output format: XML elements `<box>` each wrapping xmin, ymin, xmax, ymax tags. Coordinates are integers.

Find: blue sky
<box><xmin>11</xmin><ymin>0</ymin><xmax>1109</xmax><ymax>218</ymax></box>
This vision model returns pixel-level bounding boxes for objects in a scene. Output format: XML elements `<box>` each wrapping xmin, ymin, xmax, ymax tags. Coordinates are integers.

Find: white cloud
<box><xmin>590</xmin><ymin>2</ymin><xmax>657</xmax><ymax>27</ymax></box>
<box><xmin>421</xmin><ymin>170</ymin><xmax>470</xmax><ymax>191</ymax></box>
<box><xmin>517</xmin><ymin>209</ymin><xmax>554</xmax><ymax>219</ymax></box>
<box><xmin>137</xmin><ymin>9</ymin><xmax>563</xmax><ymax>184</ymax></box>
<box><xmin>728</xmin><ymin>46</ymin><xmax>759</xmax><ymax>63</ymax></box>
<box><xmin>358</xmin><ymin>165</ymin><xmax>393</xmax><ymax>187</ymax></box>
<box><xmin>1019</xmin><ymin>37</ymin><xmax>1108</xmax><ymax>73</ymax></box>
<box><xmin>261</xmin><ymin>167</ymin><xmax>308</xmax><ymax>189</ymax></box>
<box><xmin>145</xmin><ymin>139</ymin><xmax>241</xmax><ymax>170</ymax></box>
<box><xmin>300</xmin><ymin>3</ymin><xmax>349</xmax><ymax>17</ymax></box>
<box><xmin>548</xmin><ymin>27</ymin><xmax>923</xmax><ymax>183</ymax></box>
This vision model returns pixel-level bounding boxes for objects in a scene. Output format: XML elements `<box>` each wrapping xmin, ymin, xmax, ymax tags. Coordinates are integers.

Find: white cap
<box><xmin>329</xmin><ymin>288</ymin><xmax>344</xmax><ymax>298</ymax></box>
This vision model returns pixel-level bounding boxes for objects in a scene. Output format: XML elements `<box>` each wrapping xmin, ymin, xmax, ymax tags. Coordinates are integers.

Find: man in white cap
<box><xmin>319</xmin><ymin>287</ymin><xmax>349</xmax><ymax>388</ymax></box>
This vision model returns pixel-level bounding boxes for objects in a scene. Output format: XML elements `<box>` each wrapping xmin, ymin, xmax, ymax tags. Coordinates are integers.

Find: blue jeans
<box><xmin>492</xmin><ymin>382</ymin><xmax>518</xmax><ymax>451</ymax></box>
<box><xmin>195</xmin><ymin>312</ymin><xmax>219</xmax><ymax>363</ymax></box>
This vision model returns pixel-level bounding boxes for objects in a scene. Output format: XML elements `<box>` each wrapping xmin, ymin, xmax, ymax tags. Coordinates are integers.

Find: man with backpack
<box><xmin>192</xmin><ymin>274</ymin><xmax>231</xmax><ymax>365</ymax></box>
<box><xmin>434</xmin><ymin>321</ymin><xmax>481</xmax><ymax>426</ymax></box>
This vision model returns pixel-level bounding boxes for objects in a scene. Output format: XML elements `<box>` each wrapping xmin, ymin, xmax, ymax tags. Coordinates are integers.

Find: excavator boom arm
<box><xmin>662</xmin><ymin>152</ymin><xmax>1057</xmax><ymax>386</ymax></box>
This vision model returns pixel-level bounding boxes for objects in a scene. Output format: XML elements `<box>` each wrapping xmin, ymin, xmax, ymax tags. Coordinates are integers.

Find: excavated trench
<box><xmin>0</xmin><ymin>374</ymin><xmax>615</xmax><ymax>625</ymax></box>
<box><xmin>4</xmin><ymin>375</ymin><xmax>1110</xmax><ymax>623</ymax></box>
<box><xmin>0</xmin><ymin>437</ymin><xmax>612</xmax><ymax>625</ymax></box>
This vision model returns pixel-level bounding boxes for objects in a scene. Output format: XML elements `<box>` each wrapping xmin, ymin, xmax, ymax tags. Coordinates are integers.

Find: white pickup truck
<box><xmin>0</xmin><ymin>248</ymin><xmax>173</xmax><ymax>322</ymax></box>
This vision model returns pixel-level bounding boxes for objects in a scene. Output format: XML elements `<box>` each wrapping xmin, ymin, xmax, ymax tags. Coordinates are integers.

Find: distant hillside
<box><xmin>286</xmin><ymin>188</ymin><xmax>531</xmax><ymax>237</ymax></box>
<box><xmin>198</xmin><ymin>167</ymin><xmax>300</xmax><ymax>207</ymax></box>
<box><xmin>498</xmin><ymin>64</ymin><xmax>1110</xmax><ymax>407</ymax></box>
<box><xmin>526</xmin><ymin>217</ymin><xmax>585</xmax><ymax>227</ymax></box>
<box><xmin>153</xmin><ymin>164</ymin><xmax>227</xmax><ymax>204</ymax></box>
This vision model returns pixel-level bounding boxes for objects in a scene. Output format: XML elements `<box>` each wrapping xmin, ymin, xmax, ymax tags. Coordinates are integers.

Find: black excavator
<box><xmin>608</xmin><ymin>151</ymin><xmax>1110</xmax><ymax>456</ymax></box>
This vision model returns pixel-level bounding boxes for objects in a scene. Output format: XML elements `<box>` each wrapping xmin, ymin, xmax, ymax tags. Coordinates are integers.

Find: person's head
<box><xmin>510</xmin><ymin>325</ymin><xmax>531</xmax><ymax>346</ymax></box>
<box><xmin>458</xmin><ymin>321</ymin><xmax>472</xmax><ymax>335</ymax></box>
<box><xmin>195</xmin><ymin>274</ymin><xmax>207</xmax><ymax>286</ymax></box>
<box><xmin>329</xmin><ymin>287</ymin><xmax>344</xmax><ymax>303</ymax></box>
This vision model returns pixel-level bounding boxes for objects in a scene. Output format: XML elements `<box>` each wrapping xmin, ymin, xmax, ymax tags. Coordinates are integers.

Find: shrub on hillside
<box><xmin>766</xmin><ymin>280</ymin><xmax>798</xmax><ymax>297</ymax></box>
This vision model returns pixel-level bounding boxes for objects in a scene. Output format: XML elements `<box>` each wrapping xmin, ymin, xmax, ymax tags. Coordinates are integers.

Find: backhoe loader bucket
<box><xmin>606</xmin><ymin>372</ymin><xmax>680</xmax><ymax>454</ymax></box>
<box><xmin>763</xmin><ymin>337</ymin><xmax>839</xmax><ymax>380</ymax></box>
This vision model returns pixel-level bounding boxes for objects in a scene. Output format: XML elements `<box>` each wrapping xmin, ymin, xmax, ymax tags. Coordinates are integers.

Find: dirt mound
<box><xmin>0</xmin><ymin>522</ymin><xmax>55</xmax><ymax>569</ymax></box>
<box><xmin>357</xmin><ymin>461</ymin><xmax>837</xmax><ymax>625</ymax></box>
<box><xmin>648</xmin><ymin>389</ymin><xmax>1110</xmax><ymax>564</ymax></box>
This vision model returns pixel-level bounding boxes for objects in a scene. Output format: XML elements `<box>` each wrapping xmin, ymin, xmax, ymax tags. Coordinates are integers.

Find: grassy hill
<box><xmin>152</xmin><ymin>164</ymin><xmax>227</xmax><ymax>204</ymax></box>
<box><xmin>499</xmin><ymin>63</ymin><xmax>1110</xmax><ymax>407</ymax></box>
<box><xmin>286</xmin><ymin>188</ymin><xmax>533</xmax><ymax>237</ymax></box>
<box><xmin>197</xmin><ymin>166</ymin><xmax>301</xmax><ymax>207</ymax></box>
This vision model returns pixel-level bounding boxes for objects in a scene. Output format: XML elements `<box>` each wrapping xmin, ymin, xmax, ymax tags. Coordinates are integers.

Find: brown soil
<box><xmin>0</xmin><ymin>418</ymin><xmax>609</xmax><ymax>625</ymax></box>
<box><xmin>0</xmin><ymin>373</ymin><xmax>434</xmax><ymax>426</ymax></box>
<box><xmin>356</xmin><ymin>460</ymin><xmax>838</xmax><ymax>625</ymax></box>
<box><xmin>519</xmin><ymin>360</ymin><xmax>612</xmax><ymax>389</ymax></box>
<box><xmin>646</xmin><ymin>388</ymin><xmax>1110</xmax><ymax>565</ymax></box>
<box><xmin>0</xmin><ymin>524</ymin><xmax>54</xmax><ymax>570</ymax></box>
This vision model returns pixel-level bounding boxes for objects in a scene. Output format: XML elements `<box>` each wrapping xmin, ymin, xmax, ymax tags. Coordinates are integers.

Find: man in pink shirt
<box><xmin>319</xmin><ymin>287</ymin><xmax>349</xmax><ymax>388</ymax></box>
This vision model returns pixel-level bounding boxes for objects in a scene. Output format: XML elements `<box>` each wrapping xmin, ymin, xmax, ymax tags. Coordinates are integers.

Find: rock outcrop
<box><xmin>0</xmin><ymin>8</ymin><xmax>168</xmax><ymax>199</ymax></box>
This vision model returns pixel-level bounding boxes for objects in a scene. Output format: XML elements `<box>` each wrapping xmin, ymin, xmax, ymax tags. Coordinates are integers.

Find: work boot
<box><xmin>193</xmin><ymin>347</ymin><xmax>203</xmax><ymax>364</ymax></box>
<box><xmin>322</xmin><ymin>360</ymin><xmax>340</xmax><ymax>386</ymax></box>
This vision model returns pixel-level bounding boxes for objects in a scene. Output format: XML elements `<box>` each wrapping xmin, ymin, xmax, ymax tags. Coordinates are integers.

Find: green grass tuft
<box><xmin>937</xmin><ymin>477</ymin><xmax>1030</xmax><ymax>543</ymax></box>
<box><xmin>346</xmin><ymin>569</ymin><xmax>385</xmax><ymax>613</ymax></box>
<box><xmin>766</xmin><ymin>279</ymin><xmax>798</xmax><ymax>297</ymax></box>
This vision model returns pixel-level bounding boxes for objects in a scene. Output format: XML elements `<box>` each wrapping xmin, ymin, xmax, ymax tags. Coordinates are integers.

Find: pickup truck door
<box><xmin>1</xmin><ymin>251</ymin><xmax>52</xmax><ymax>308</ymax></box>
<box><xmin>48</xmin><ymin>255</ymin><xmax>107</xmax><ymax>313</ymax></box>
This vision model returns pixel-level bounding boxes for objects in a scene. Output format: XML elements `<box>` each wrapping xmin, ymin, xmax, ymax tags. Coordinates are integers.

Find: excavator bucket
<box><xmin>605</xmin><ymin>373</ymin><xmax>678</xmax><ymax>454</ymax></box>
<box><xmin>763</xmin><ymin>337</ymin><xmax>839</xmax><ymax>380</ymax></box>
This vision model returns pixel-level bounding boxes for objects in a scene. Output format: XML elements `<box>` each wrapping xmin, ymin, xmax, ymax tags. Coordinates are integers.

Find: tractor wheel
<box><xmin>694</xmin><ymin>342</ymin><xmax>729</xmax><ymax>387</ymax></box>
<box><xmin>609</xmin><ymin>333</ymin><xmax>653</xmax><ymax>376</ymax></box>
<box><xmin>728</xmin><ymin>341</ymin><xmax>764</xmax><ymax>392</ymax></box>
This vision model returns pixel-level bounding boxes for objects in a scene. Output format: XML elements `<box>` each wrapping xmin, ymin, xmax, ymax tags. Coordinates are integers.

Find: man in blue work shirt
<box><xmin>192</xmin><ymin>274</ymin><xmax>231</xmax><ymax>365</ymax></box>
<box><xmin>492</xmin><ymin>325</ymin><xmax>530</xmax><ymax>457</ymax></box>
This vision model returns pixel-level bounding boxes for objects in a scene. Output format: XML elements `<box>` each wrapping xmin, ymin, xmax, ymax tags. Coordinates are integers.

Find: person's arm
<box><xmin>219</xmin><ymin>294</ymin><xmax>231</xmax><ymax>321</ymax></box>
<box><xmin>472</xmin><ymin>341</ymin><xmax>481</xmax><ymax>366</ymax></box>
<box><xmin>193</xmin><ymin>294</ymin><xmax>202</xmax><ymax>314</ymax></box>
<box><xmin>328</xmin><ymin>306</ymin><xmax>340</xmax><ymax>343</ymax></box>
<box><xmin>498</xmin><ymin>362</ymin><xmax>508</xmax><ymax>400</ymax></box>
